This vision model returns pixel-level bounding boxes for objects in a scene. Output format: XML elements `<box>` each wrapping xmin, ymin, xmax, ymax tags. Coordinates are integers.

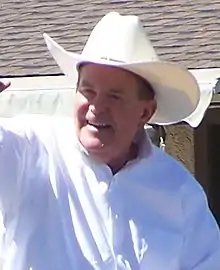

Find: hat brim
<box><xmin>43</xmin><ymin>33</ymin><xmax>200</xmax><ymax>126</ymax></box>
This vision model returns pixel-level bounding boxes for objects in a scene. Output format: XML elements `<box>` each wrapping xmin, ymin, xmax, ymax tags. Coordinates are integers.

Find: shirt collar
<box><xmin>75</xmin><ymin>129</ymin><xmax>153</xmax><ymax>168</ymax></box>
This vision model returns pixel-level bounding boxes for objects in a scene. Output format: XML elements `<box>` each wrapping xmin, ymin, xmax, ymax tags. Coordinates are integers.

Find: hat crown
<box><xmin>82</xmin><ymin>12</ymin><xmax>159</xmax><ymax>63</ymax></box>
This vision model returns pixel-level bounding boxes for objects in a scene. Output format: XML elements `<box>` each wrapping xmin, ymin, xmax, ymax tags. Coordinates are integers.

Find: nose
<box><xmin>89</xmin><ymin>94</ymin><xmax>108</xmax><ymax>115</ymax></box>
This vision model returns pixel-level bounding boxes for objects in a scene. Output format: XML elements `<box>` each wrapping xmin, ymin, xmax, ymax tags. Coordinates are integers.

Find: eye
<box><xmin>80</xmin><ymin>88</ymin><xmax>96</xmax><ymax>98</ymax></box>
<box><xmin>109</xmin><ymin>94</ymin><xmax>122</xmax><ymax>101</ymax></box>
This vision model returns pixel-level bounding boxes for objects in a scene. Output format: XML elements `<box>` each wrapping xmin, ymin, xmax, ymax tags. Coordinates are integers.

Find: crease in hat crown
<box><xmin>81</xmin><ymin>12</ymin><xmax>159</xmax><ymax>63</ymax></box>
<box><xmin>43</xmin><ymin>11</ymin><xmax>201</xmax><ymax>127</ymax></box>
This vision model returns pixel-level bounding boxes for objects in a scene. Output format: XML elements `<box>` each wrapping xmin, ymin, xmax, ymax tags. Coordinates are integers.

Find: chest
<box><xmin>5</xmin><ymin>153</ymin><xmax>184</xmax><ymax>270</ymax></box>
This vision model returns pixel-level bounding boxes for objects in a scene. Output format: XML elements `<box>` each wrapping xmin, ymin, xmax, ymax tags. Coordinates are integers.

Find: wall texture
<box><xmin>166</xmin><ymin>125</ymin><xmax>195</xmax><ymax>174</ymax></box>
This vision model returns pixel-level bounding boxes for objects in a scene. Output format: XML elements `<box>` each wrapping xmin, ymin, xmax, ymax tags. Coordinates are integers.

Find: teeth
<box><xmin>88</xmin><ymin>121</ymin><xmax>108</xmax><ymax>127</ymax></box>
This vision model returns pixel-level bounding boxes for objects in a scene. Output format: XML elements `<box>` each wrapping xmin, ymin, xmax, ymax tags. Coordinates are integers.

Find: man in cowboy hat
<box><xmin>0</xmin><ymin>12</ymin><xmax>219</xmax><ymax>270</ymax></box>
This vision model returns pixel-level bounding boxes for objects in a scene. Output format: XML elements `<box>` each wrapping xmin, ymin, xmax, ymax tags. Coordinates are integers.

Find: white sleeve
<box><xmin>180</xmin><ymin>178</ymin><xmax>220</xmax><ymax>270</ymax></box>
<box><xmin>0</xmin><ymin>117</ymin><xmax>32</xmax><ymax>216</ymax></box>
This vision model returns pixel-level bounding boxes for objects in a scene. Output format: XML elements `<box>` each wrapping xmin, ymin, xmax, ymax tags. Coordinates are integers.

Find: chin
<box><xmin>81</xmin><ymin>138</ymin><xmax>111</xmax><ymax>161</ymax></box>
<box><xmin>80</xmin><ymin>136</ymin><xmax>105</xmax><ymax>153</ymax></box>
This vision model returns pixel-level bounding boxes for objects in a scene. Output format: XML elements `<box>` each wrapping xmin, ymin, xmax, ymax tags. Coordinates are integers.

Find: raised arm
<box><xmin>0</xmin><ymin>79</ymin><xmax>30</xmax><ymax>215</ymax></box>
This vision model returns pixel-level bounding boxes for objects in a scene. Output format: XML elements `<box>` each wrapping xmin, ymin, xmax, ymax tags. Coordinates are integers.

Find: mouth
<box><xmin>87</xmin><ymin>120</ymin><xmax>111</xmax><ymax>129</ymax></box>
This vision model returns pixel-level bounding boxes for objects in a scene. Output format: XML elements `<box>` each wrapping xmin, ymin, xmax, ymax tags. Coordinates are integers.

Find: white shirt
<box><xmin>0</xmin><ymin>115</ymin><xmax>219</xmax><ymax>270</ymax></box>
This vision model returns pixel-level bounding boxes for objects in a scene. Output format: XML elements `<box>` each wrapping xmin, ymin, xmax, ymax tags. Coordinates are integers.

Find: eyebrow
<box><xmin>79</xmin><ymin>80</ymin><xmax>123</xmax><ymax>94</ymax></box>
<box><xmin>108</xmin><ymin>89</ymin><xmax>124</xmax><ymax>95</ymax></box>
<box><xmin>79</xmin><ymin>79</ymin><xmax>93</xmax><ymax>87</ymax></box>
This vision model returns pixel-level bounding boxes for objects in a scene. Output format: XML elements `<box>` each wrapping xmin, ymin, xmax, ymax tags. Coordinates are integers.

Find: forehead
<box><xmin>78</xmin><ymin>63</ymin><xmax>138</xmax><ymax>89</ymax></box>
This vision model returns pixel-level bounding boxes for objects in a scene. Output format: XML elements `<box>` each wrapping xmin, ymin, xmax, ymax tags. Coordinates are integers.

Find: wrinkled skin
<box><xmin>74</xmin><ymin>64</ymin><xmax>156</xmax><ymax>173</ymax></box>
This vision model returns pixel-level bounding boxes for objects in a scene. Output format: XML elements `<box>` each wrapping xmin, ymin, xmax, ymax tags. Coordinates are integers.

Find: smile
<box><xmin>87</xmin><ymin>121</ymin><xmax>111</xmax><ymax>129</ymax></box>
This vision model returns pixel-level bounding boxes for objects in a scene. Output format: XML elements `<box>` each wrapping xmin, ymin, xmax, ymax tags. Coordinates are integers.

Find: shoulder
<box><xmin>149</xmin><ymin>145</ymin><xmax>205</xmax><ymax>198</ymax></box>
<box><xmin>149</xmin><ymin>147</ymin><xmax>219</xmax><ymax>226</ymax></box>
<box><xmin>152</xmin><ymin>147</ymin><xmax>217</xmax><ymax>226</ymax></box>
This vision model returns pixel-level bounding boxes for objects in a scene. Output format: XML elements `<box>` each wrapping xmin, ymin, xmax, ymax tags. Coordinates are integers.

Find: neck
<box><xmin>108</xmin><ymin>142</ymin><xmax>139</xmax><ymax>175</ymax></box>
<box><xmin>108</xmin><ymin>127</ymin><xmax>146</xmax><ymax>174</ymax></box>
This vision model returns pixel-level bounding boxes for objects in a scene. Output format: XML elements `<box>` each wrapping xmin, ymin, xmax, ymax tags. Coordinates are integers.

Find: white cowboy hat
<box><xmin>43</xmin><ymin>11</ymin><xmax>200</xmax><ymax>126</ymax></box>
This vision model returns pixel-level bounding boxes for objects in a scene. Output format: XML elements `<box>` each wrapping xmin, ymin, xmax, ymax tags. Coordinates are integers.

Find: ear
<box><xmin>139</xmin><ymin>99</ymin><xmax>157</xmax><ymax>124</ymax></box>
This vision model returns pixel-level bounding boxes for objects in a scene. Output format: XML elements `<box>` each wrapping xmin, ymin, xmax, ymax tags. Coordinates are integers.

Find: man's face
<box><xmin>74</xmin><ymin>64</ymin><xmax>156</xmax><ymax>165</ymax></box>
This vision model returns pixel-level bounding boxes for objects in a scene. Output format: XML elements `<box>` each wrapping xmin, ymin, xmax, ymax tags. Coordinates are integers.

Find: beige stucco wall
<box><xmin>165</xmin><ymin>125</ymin><xmax>195</xmax><ymax>175</ymax></box>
